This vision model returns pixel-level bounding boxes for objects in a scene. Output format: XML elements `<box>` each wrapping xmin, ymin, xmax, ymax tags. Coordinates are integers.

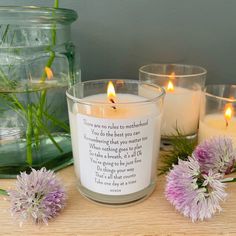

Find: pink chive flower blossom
<box><xmin>8</xmin><ymin>168</ymin><xmax>66</xmax><ymax>225</ymax></box>
<box><xmin>193</xmin><ymin>136</ymin><xmax>236</xmax><ymax>174</ymax></box>
<box><xmin>165</xmin><ymin>158</ymin><xmax>227</xmax><ymax>221</ymax></box>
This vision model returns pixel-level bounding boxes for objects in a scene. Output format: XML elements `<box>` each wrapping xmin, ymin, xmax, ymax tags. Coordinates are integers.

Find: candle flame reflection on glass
<box><xmin>44</xmin><ymin>66</ymin><xmax>53</xmax><ymax>80</ymax></box>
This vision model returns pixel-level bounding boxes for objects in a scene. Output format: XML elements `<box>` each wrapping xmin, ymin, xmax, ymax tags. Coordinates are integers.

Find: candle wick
<box><xmin>109</xmin><ymin>98</ymin><xmax>116</xmax><ymax>110</ymax></box>
<box><xmin>225</xmin><ymin>119</ymin><xmax>229</xmax><ymax>128</ymax></box>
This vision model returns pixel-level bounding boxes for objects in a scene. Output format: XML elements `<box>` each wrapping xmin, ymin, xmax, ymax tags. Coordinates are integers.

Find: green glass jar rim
<box><xmin>0</xmin><ymin>6</ymin><xmax>78</xmax><ymax>24</ymax></box>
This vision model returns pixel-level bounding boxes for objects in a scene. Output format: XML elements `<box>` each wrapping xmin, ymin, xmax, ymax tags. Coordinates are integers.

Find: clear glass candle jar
<box><xmin>66</xmin><ymin>79</ymin><xmax>165</xmax><ymax>205</ymax></box>
<box><xmin>139</xmin><ymin>64</ymin><xmax>206</xmax><ymax>143</ymax></box>
<box><xmin>199</xmin><ymin>84</ymin><xmax>236</xmax><ymax>146</ymax></box>
<box><xmin>0</xmin><ymin>7</ymin><xmax>80</xmax><ymax>178</ymax></box>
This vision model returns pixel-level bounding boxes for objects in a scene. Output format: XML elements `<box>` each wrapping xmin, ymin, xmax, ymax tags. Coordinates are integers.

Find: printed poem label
<box><xmin>76</xmin><ymin>114</ymin><xmax>154</xmax><ymax>195</ymax></box>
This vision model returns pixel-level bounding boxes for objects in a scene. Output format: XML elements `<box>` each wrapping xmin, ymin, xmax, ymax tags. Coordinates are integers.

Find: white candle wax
<box><xmin>68</xmin><ymin>93</ymin><xmax>162</xmax><ymax>196</ymax></box>
<box><xmin>198</xmin><ymin>114</ymin><xmax>236</xmax><ymax>146</ymax></box>
<box><xmin>139</xmin><ymin>85</ymin><xmax>201</xmax><ymax>136</ymax></box>
<box><xmin>161</xmin><ymin>87</ymin><xmax>201</xmax><ymax>136</ymax></box>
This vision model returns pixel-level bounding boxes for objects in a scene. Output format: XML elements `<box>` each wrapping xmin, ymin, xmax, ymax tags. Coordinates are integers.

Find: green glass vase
<box><xmin>0</xmin><ymin>6</ymin><xmax>80</xmax><ymax>178</ymax></box>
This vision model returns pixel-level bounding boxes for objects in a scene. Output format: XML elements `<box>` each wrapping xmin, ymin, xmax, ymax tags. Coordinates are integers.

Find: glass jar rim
<box><xmin>204</xmin><ymin>84</ymin><xmax>236</xmax><ymax>102</ymax></box>
<box><xmin>0</xmin><ymin>6</ymin><xmax>77</xmax><ymax>24</ymax></box>
<box><xmin>139</xmin><ymin>63</ymin><xmax>207</xmax><ymax>78</ymax></box>
<box><xmin>66</xmin><ymin>79</ymin><xmax>166</xmax><ymax>106</ymax></box>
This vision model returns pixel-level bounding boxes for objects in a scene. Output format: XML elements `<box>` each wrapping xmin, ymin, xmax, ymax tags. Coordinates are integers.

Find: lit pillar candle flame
<box><xmin>166</xmin><ymin>72</ymin><xmax>175</xmax><ymax>92</ymax></box>
<box><xmin>224</xmin><ymin>103</ymin><xmax>233</xmax><ymax>127</ymax></box>
<box><xmin>107</xmin><ymin>81</ymin><xmax>116</xmax><ymax>109</ymax></box>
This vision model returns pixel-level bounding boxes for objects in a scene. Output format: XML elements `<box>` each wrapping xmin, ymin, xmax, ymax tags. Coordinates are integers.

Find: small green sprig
<box><xmin>158</xmin><ymin>133</ymin><xmax>197</xmax><ymax>175</ymax></box>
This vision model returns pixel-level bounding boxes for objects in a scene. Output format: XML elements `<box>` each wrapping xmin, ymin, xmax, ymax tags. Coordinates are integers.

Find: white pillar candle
<box><xmin>161</xmin><ymin>87</ymin><xmax>201</xmax><ymax>136</ymax></box>
<box><xmin>139</xmin><ymin>84</ymin><xmax>201</xmax><ymax>136</ymax></box>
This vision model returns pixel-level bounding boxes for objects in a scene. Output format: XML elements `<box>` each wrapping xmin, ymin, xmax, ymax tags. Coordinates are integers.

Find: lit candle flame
<box><xmin>167</xmin><ymin>81</ymin><xmax>174</xmax><ymax>91</ymax></box>
<box><xmin>224</xmin><ymin>103</ymin><xmax>233</xmax><ymax>127</ymax></box>
<box><xmin>45</xmin><ymin>66</ymin><xmax>53</xmax><ymax>80</ymax></box>
<box><xmin>107</xmin><ymin>81</ymin><xmax>116</xmax><ymax>109</ymax></box>
<box><xmin>167</xmin><ymin>72</ymin><xmax>175</xmax><ymax>92</ymax></box>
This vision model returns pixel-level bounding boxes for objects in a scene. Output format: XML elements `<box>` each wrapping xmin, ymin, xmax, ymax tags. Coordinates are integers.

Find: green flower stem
<box><xmin>221</xmin><ymin>177</ymin><xmax>236</xmax><ymax>183</ymax></box>
<box><xmin>40</xmin><ymin>0</ymin><xmax>58</xmax><ymax>83</ymax></box>
<box><xmin>26</xmin><ymin>104</ymin><xmax>33</xmax><ymax>165</ymax></box>
<box><xmin>52</xmin><ymin>0</ymin><xmax>59</xmax><ymax>45</ymax></box>
<box><xmin>37</xmin><ymin>0</ymin><xmax>58</xmax><ymax>143</ymax></box>
<box><xmin>37</xmin><ymin>52</ymin><xmax>54</xmax><ymax>130</ymax></box>
<box><xmin>54</xmin><ymin>0</ymin><xmax>59</xmax><ymax>8</ymax></box>
<box><xmin>31</xmin><ymin>1</ymin><xmax>60</xmax><ymax>159</ymax></box>
<box><xmin>0</xmin><ymin>189</ymin><xmax>8</xmax><ymax>196</ymax></box>
<box><xmin>39</xmin><ymin>51</ymin><xmax>55</xmax><ymax>83</ymax></box>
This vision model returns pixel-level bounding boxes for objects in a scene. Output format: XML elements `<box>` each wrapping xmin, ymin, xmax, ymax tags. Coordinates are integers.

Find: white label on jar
<box><xmin>75</xmin><ymin>114</ymin><xmax>155</xmax><ymax>195</ymax></box>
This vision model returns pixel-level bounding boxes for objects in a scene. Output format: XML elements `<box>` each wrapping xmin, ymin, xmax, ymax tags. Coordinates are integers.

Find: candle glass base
<box><xmin>160</xmin><ymin>133</ymin><xmax>197</xmax><ymax>151</ymax></box>
<box><xmin>77</xmin><ymin>180</ymin><xmax>156</xmax><ymax>206</ymax></box>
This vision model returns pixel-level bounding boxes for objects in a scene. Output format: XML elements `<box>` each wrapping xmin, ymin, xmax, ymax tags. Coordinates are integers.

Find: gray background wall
<box><xmin>1</xmin><ymin>0</ymin><xmax>236</xmax><ymax>84</ymax></box>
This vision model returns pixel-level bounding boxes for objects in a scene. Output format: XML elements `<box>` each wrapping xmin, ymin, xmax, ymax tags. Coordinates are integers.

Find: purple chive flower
<box><xmin>8</xmin><ymin>168</ymin><xmax>66</xmax><ymax>225</ymax></box>
<box><xmin>194</xmin><ymin>136</ymin><xmax>236</xmax><ymax>174</ymax></box>
<box><xmin>165</xmin><ymin>158</ymin><xmax>227</xmax><ymax>221</ymax></box>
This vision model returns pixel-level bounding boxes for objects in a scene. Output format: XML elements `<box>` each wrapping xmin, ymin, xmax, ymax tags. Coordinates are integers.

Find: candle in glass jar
<box><xmin>139</xmin><ymin>64</ymin><xmax>206</xmax><ymax>141</ymax></box>
<box><xmin>198</xmin><ymin>103</ymin><xmax>236</xmax><ymax>145</ymax></box>
<box><xmin>67</xmin><ymin>80</ymin><xmax>164</xmax><ymax>204</ymax></box>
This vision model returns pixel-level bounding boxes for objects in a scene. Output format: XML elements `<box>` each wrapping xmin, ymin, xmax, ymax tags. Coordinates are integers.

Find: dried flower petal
<box><xmin>194</xmin><ymin>136</ymin><xmax>236</xmax><ymax>174</ymax></box>
<box><xmin>165</xmin><ymin>158</ymin><xmax>227</xmax><ymax>221</ymax></box>
<box><xmin>8</xmin><ymin>168</ymin><xmax>66</xmax><ymax>225</ymax></box>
